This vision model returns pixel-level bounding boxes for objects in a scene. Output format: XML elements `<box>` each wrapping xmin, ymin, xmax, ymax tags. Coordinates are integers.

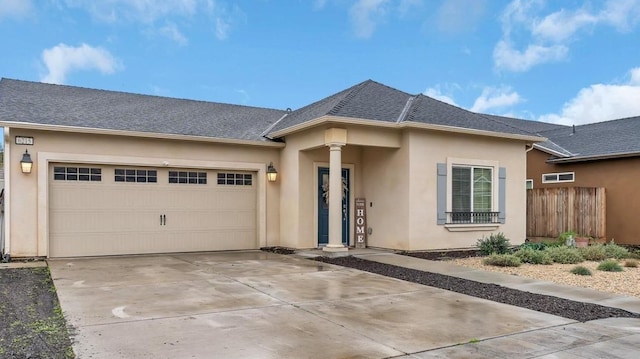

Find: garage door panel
<box><xmin>49</xmin><ymin>166</ymin><xmax>258</xmax><ymax>257</ymax></box>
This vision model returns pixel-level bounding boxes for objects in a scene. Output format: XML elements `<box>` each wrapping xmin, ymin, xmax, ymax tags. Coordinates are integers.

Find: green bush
<box><xmin>558</xmin><ymin>230</ymin><xmax>577</xmax><ymax>246</ymax></box>
<box><xmin>518</xmin><ymin>242</ymin><xmax>548</xmax><ymax>251</ymax></box>
<box><xmin>624</xmin><ymin>259</ymin><xmax>638</xmax><ymax>268</ymax></box>
<box><xmin>570</xmin><ymin>266</ymin><xmax>592</xmax><ymax>276</ymax></box>
<box><xmin>482</xmin><ymin>254</ymin><xmax>521</xmax><ymax>267</ymax></box>
<box><xmin>476</xmin><ymin>233</ymin><xmax>511</xmax><ymax>255</ymax></box>
<box><xmin>579</xmin><ymin>244</ymin><xmax>608</xmax><ymax>261</ymax></box>
<box><xmin>544</xmin><ymin>246</ymin><xmax>584</xmax><ymax>264</ymax></box>
<box><xmin>514</xmin><ymin>248</ymin><xmax>553</xmax><ymax>264</ymax></box>
<box><xmin>597</xmin><ymin>259</ymin><xmax>623</xmax><ymax>272</ymax></box>
<box><xmin>604</xmin><ymin>243</ymin><xmax>629</xmax><ymax>259</ymax></box>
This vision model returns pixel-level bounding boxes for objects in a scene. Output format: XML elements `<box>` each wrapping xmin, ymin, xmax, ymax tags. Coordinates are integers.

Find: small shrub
<box><xmin>558</xmin><ymin>230</ymin><xmax>577</xmax><ymax>246</ymax></box>
<box><xmin>514</xmin><ymin>248</ymin><xmax>553</xmax><ymax>264</ymax></box>
<box><xmin>544</xmin><ymin>246</ymin><xmax>584</xmax><ymax>264</ymax></box>
<box><xmin>476</xmin><ymin>233</ymin><xmax>511</xmax><ymax>255</ymax></box>
<box><xmin>519</xmin><ymin>242</ymin><xmax>548</xmax><ymax>251</ymax></box>
<box><xmin>604</xmin><ymin>243</ymin><xmax>629</xmax><ymax>259</ymax></box>
<box><xmin>570</xmin><ymin>266</ymin><xmax>592</xmax><ymax>276</ymax></box>
<box><xmin>579</xmin><ymin>244</ymin><xmax>608</xmax><ymax>261</ymax></box>
<box><xmin>624</xmin><ymin>259</ymin><xmax>638</xmax><ymax>268</ymax></box>
<box><xmin>483</xmin><ymin>254</ymin><xmax>521</xmax><ymax>267</ymax></box>
<box><xmin>597</xmin><ymin>259</ymin><xmax>623</xmax><ymax>272</ymax></box>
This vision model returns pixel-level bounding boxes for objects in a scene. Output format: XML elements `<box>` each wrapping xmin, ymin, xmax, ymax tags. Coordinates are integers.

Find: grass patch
<box><xmin>570</xmin><ymin>266</ymin><xmax>592</xmax><ymax>276</ymax></box>
<box><xmin>483</xmin><ymin>254</ymin><xmax>521</xmax><ymax>267</ymax></box>
<box><xmin>578</xmin><ymin>244</ymin><xmax>608</xmax><ymax>261</ymax></box>
<box><xmin>514</xmin><ymin>247</ymin><xmax>553</xmax><ymax>264</ymax></box>
<box><xmin>544</xmin><ymin>246</ymin><xmax>584</xmax><ymax>264</ymax></box>
<box><xmin>597</xmin><ymin>259</ymin><xmax>624</xmax><ymax>272</ymax></box>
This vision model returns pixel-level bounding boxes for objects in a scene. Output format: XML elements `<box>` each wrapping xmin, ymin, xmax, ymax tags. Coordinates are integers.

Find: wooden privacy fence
<box><xmin>526</xmin><ymin>187</ymin><xmax>606</xmax><ymax>239</ymax></box>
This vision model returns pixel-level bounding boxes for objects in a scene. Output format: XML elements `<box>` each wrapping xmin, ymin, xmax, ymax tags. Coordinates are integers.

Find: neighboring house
<box><xmin>520</xmin><ymin>116</ymin><xmax>640</xmax><ymax>246</ymax></box>
<box><xmin>0</xmin><ymin>78</ymin><xmax>543</xmax><ymax>258</ymax></box>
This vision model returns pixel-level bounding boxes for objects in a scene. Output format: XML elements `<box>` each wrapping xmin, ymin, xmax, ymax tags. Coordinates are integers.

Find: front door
<box><xmin>318</xmin><ymin>167</ymin><xmax>350</xmax><ymax>246</ymax></box>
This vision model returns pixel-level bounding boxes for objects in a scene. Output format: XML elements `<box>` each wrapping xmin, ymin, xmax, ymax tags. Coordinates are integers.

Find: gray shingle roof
<box><xmin>537</xmin><ymin>116</ymin><xmax>640</xmax><ymax>160</ymax></box>
<box><xmin>1</xmin><ymin>78</ymin><xmax>547</xmax><ymax>143</ymax></box>
<box><xmin>269</xmin><ymin>80</ymin><xmax>539</xmax><ymax>138</ymax></box>
<box><xmin>482</xmin><ymin>114</ymin><xmax>573</xmax><ymax>157</ymax></box>
<box><xmin>267</xmin><ymin>80</ymin><xmax>413</xmax><ymax>134</ymax></box>
<box><xmin>484</xmin><ymin>114</ymin><xmax>568</xmax><ymax>134</ymax></box>
<box><xmin>0</xmin><ymin>78</ymin><xmax>286</xmax><ymax>142</ymax></box>
<box><xmin>406</xmin><ymin>96</ymin><xmax>536</xmax><ymax>137</ymax></box>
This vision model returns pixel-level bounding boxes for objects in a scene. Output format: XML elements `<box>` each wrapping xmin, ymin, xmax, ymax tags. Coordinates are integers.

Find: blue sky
<box><xmin>1</xmin><ymin>0</ymin><xmax>640</xmax><ymax>126</ymax></box>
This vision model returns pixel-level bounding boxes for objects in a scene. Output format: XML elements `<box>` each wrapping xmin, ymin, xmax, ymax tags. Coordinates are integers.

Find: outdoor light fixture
<box><xmin>266</xmin><ymin>162</ymin><xmax>278</xmax><ymax>182</ymax></box>
<box><xmin>20</xmin><ymin>150</ymin><xmax>33</xmax><ymax>174</ymax></box>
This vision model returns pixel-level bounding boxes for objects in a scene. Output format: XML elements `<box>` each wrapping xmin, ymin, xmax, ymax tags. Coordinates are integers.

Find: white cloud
<box><xmin>64</xmin><ymin>0</ymin><xmax>198</xmax><ymax>23</ymax></box>
<box><xmin>600</xmin><ymin>0</ymin><xmax>640</xmax><ymax>31</ymax></box>
<box><xmin>470</xmin><ymin>86</ymin><xmax>521</xmax><ymax>113</ymax></box>
<box><xmin>423</xmin><ymin>87</ymin><xmax>457</xmax><ymax>106</ymax></box>
<box><xmin>159</xmin><ymin>23</ymin><xmax>188</xmax><ymax>45</ymax></box>
<box><xmin>494</xmin><ymin>0</ymin><xmax>640</xmax><ymax>72</ymax></box>
<box><xmin>493</xmin><ymin>40</ymin><xmax>568</xmax><ymax>72</ymax></box>
<box><xmin>0</xmin><ymin>0</ymin><xmax>33</xmax><ymax>19</ymax></box>
<box><xmin>349</xmin><ymin>0</ymin><xmax>390</xmax><ymax>38</ymax></box>
<box><xmin>63</xmin><ymin>0</ymin><xmax>243</xmax><ymax>42</ymax></box>
<box><xmin>532</xmin><ymin>9</ymin><xmax>597</xmax><ymax>42</ymax></box>
<box><xmin>436</xmin><ymin>0</ymin><xmax>486</xmax><ymax>34</ymax></box>
<box><xmin>539</xmin><ymin>67</ymin><xmax>640</xmax><ymax>125</ymax></box>
<box><xmin>215</xmin><ymin>17</ymin><xmax>230</xmax><ymax>40</ymax></box>
<box><xmin>40</xmin><ymin>43</ymin><xmax>122</xmax><ymax>84</ymax></box>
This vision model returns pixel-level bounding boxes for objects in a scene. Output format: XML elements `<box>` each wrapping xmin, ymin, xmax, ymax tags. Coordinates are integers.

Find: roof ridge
<box><xmin>477</xmin><ymin>113</ymin><xmax>539</xmax><ymax>137</ymax></box>
<box><xmin>327</xmin><ymin>80</ymin><xmax>372</xmax><ymax>116</ymax></box>
<box><xmin>396</xmin><ymin>96</ymin><xmax>415</xmax><ymax>123</ymax></box>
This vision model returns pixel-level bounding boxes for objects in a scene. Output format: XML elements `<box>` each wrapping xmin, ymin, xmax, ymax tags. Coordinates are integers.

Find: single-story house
<box><xmin>519</xmin><ymin>116</ymin><xmax>640</xmax><ymax>246</ymax></box>
<box><xmin>0</xmin><ymin>78</ymin><xmax>544</xmax><ymax>258</ymax></box>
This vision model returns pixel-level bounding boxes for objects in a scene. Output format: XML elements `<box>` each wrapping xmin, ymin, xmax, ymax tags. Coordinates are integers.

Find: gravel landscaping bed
<box><xmin>448</xmin><ymin>257</ymin><xmax>640</xmax><ymax>298</ymax></box>
<box><xmin>314</xmin><ymin>256</ymin><xmax>640</xmax><ymax>322</ymax></box>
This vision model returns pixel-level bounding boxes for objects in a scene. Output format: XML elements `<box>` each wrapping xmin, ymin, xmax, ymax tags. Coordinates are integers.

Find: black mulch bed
<box><xmin>314</xmin><ymin>256</ymin><xmax>640</xmax><ymax>323</ymax></box>
<box><xmin>0</xmin><ymin>267</ymin><xmax>74</xmax><ymax>359</ymax></box>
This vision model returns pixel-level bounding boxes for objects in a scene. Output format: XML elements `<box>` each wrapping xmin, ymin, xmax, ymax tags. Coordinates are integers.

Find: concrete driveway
<box><xmin>49</xmin><ymin>251</ymin><xmax>574</xmax><ymax>358</ymax></box>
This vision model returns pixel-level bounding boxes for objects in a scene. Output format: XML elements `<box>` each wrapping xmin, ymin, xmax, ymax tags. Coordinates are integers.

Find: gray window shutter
<box><xmin>498</xmin><ymin>167</ymin><xmax>506</xmax><ymax>224</ymax></box>
<box><xmin>437</xmin><ymin>163</ymin><xmax>447</xmax><ymax>225</ymax></box>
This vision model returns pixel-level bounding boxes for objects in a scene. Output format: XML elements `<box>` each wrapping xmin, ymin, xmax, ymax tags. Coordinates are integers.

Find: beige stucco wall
<box><xmin>5</xmin><ymin>124</ymin><xmax>530</xmax><ymax>256</ymax></box>
<box><xmin>5</xmin><ymin>128</ymin><xmax>281</xmax><ymax>257</ymax></box>
<box><xmin>279</xmin><ymin>125</ymin><xmax>529</xmax><ymax>251</ymax></box>
<box><xmin>404</xmin><ymin>131</ymin><xmax>528</xmax><ymax>249</ymax></box>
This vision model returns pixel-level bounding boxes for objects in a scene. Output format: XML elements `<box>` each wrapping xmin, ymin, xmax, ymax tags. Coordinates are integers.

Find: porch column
<box><xmin>323</xmin><ymin>128</ymin><xmax>348</xmax><ymax>256</ymax></box>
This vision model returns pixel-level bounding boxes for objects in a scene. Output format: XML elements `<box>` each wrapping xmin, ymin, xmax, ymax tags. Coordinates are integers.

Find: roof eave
<box><xmin>547</xmin><ymin>151</ymin><xmax>640</xmax><ymax>163</ymax></box>
<box><xmin>532</xmin><ymin>143</ymin><xmax>572</xmax><ymax>158</ymax></box>
<box><xmin>267</xmin><ymin>115</ymin><xmax>397</xmax><ymax>138</ymax></box>
<box><xmin>400</xmin><ymin>121</ymin><xmax>546</xmax><ymax>142</ymax></box>
<box><xmin>269</xmin><ymin>117</ymin><xmax>547</xmax><ymax>142</ymax></box>
<box><xmin>0</xmin><ymin>121</ymin><xmax>286</xmax><ymax>148</ymax></box>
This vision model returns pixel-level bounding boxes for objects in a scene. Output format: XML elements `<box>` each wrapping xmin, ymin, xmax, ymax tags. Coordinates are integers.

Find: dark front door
<box><xmin>318</xmin><ymin>167</ymin><xmax>350</xmax><ymax>246</ymax></box>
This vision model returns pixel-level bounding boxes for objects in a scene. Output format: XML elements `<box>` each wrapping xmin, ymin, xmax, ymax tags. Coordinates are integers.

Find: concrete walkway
<box><xmin>49</xmin><ymin>250</ymin><xmax>640</xmax><ymax>358</ymax></box>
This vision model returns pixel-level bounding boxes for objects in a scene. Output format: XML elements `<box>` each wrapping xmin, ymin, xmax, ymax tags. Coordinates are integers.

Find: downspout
<box><xmin>1</xmin><ymin>126</ymin><xmax>9</xmax><ymax>262</ymax></box>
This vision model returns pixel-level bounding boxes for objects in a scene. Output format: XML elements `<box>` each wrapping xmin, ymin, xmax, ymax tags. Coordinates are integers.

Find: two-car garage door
<box><xmin>49</xmin><ymin>164</ymin><xmax>257</xmax><ymax>257</ymax></box>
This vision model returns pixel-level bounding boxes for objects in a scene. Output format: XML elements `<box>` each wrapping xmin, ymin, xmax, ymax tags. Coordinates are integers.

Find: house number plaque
<box><xmin>355</xmin><ymin>198</ymin><xmax>367</xmax><ymax>248</ymax></box>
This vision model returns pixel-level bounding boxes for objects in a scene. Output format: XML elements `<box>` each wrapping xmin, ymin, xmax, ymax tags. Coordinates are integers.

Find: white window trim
<box><xmin>526</xmin><ymin>179</ymin><xmax>533</xmax><ymax>189</ymax></box>
<box><xmin>446</xmin><ymin>157</ymin><xmax>499</xmax><ymax>214</ymax></box>
<box><xmin>542</xmin><ymin>172</ymin><xmax>575</xmax><ymax>184</ymax></box>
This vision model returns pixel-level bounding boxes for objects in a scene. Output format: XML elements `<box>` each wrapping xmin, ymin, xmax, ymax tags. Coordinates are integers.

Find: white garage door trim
<box><xmin>36</xmin><ymin>152</ymin><xmax>268</xmax><ymax>257</ymax></box>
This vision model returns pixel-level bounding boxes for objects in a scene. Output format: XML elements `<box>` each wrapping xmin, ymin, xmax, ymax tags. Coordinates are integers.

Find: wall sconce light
<box><xmin>266</xmin><ymin>162</ymin><xmax>278</xmax><ymax>182</ymax></box>
<box><xmin>20</xmin><ymin>149</ymin><xmax>33</xmax><ymax>174</ymax></box>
